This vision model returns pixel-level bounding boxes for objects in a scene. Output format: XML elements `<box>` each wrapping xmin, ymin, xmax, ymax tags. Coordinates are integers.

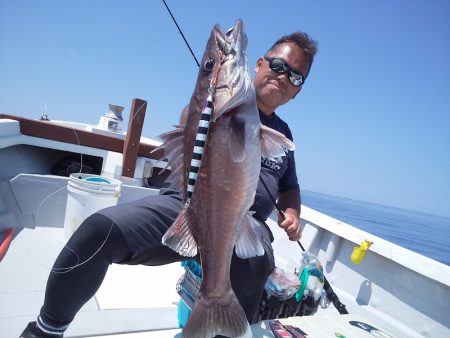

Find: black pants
<box><xmin>40</xmin><ymin>211</ymin><xmax>274</xmax><ymax>332</ymax></box>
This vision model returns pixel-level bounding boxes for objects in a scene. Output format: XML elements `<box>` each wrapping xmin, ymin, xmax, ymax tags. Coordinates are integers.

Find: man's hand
<box><xmin>277</xmin><ymin>189</ymin><xmax>302</xmax><ymax>241</ymax></box>
<box><xmin>278</xmin><ymin>210</ymin><xmax>301</xmax><ymax>241</ymax></box>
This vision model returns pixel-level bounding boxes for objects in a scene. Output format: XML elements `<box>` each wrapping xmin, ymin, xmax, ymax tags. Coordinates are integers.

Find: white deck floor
<box><xmin>88</xmin><ymin>314</ymin><xmax>396</xmax><ymax>338</ymax></box>
<box><xmin>1</xmin><ymin>227</ymin><xmax>181</xmax><ymax>338</ymax></box>
<box><xmin>3</xmin><ymin>226</ymin><xmax>403</xmax><ymax>338</ymax></box>
<box><xmin>3</xmin><ymin>226</ymin><xmax>401</xmax><ymax>338</ymax></box>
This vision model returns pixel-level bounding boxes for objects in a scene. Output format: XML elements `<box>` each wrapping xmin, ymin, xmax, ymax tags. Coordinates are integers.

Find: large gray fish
<box><xmin>158</xmin><ymin>19</ymin><xmax>295</xmax><ymax>338</ymax></box>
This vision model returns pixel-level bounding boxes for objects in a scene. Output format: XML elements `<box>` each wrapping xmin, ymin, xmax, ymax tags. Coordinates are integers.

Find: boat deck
<box><xmin>1</xmin><ymin>223</ymin><xmax>410</xmax><ymax>338</ymax></box>
<box><xmin>1</xmin><ymin>226</ymin><xmax>181</xmax><ymax>338</ymax></box>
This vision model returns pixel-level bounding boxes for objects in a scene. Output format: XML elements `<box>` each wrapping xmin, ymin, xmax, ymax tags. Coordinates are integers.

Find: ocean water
<box><xmin>297</xmin><ymin>191</ymin><xmax>450</xmax><ymax>266</ymax></box>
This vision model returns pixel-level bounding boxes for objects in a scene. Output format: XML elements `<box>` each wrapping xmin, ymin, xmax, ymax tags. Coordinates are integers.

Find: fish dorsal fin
<box><xmin>260</xmin><ymin>124</ymin><xmax>295</xmax><ymax>162</ymax></box>
<box><xmin>152</xmin><ymin>126</ymin><xmax>185</xmax><ymax>193</ymax></box>
<box><xmin>235</xmin><ymin>212</ymin><xmax>265</xmax><ymax>259</ymax></box>
<box><xmin>162</xmin><ymin>207</ymin><xmax>198</xmax><ymax>257</ymax></box>
<box><xmin>229</xmin><ymin>115</ymin><xmax>246</xmax><ymax>162</ymax></box>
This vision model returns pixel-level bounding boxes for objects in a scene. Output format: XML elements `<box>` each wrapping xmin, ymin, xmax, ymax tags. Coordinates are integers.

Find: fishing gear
<box><xmin>259</xmin><ymin>175</ymin><xmax>348</xmax><ymax>315</ymax></box>
<box><xmin>186</xmin><ymin>91</ymin><xmax>213</xmax><ymax>201</ymax></box>
<box><xmin>185</xmin><ymin>58</ymin><xmax>225</xmax><ymax>201</ymax></box>
<box><xmin>184</xmin><ymin>48</ymin><xmax>228</xmax><ymax>202</ymax></box>
<box><xmin>258</xmin><ymin>175</ymin><xmax>304</xmax><ymax>248</ymax></box>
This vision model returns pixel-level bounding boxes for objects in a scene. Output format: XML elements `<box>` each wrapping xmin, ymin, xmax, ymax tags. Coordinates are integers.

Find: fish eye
<box><xmin>204</xmin><ymin>58</ymin><xmax>215</xmax><ymax>72</ymax></box>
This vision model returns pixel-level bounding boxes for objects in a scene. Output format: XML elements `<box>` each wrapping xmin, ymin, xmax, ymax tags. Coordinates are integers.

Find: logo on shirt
<box><xmin>261</xmin><ymin>157</ymin><xmax>281</xmax><ymax>171</ymax></box>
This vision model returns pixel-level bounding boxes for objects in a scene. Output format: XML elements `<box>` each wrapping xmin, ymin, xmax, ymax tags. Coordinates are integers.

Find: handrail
<box><xmin>0</xmin><ymin>109</ymin><xmax>164</xmax><ymax>161</ymax></box>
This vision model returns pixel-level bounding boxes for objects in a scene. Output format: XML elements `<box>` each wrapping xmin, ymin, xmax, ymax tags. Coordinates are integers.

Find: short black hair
<box><xmin>268</xmin><ymin>32</ymin><xmax>318</xmax><ymax>77</ymax></box>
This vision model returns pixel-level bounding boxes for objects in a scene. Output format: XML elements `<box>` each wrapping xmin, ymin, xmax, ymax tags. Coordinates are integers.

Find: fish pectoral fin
<box><xmin>229</xmin><ymin>115</ymin><xmax>246</xmax><ymax>162</ymax></box>
<box><xmin>260</xmin><ymin>124</ymin><xmax>295</xmax><ymax>162</ymax></box>
<box><xmin>162</xmin><ymin>207</ymin><xmax>198</xmax><ymax>257</ymax></box>
<box><xmin>235</xmin><ymin>213</ymin><xmax>265</xmax><ymax>259</ymax></box>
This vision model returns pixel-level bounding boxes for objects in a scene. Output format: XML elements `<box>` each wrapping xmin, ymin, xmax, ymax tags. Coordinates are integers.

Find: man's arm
<box><xmin>277</xmin><ymin>189</ymin><xmax>302</xmax><ymax>241</ymax></box>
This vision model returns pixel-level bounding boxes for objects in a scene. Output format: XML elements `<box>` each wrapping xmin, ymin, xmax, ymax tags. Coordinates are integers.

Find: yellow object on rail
<box><xmin>351</xmin><ymin>240</ymin><xmax>373</xmax><ymax>264</ymax></box>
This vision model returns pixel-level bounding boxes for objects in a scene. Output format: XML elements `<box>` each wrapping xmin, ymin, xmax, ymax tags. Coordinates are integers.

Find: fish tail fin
<box><xmin>183</xmin><ymin>290</ymin><xmax>252</xmax><ymax>338</ymax></box>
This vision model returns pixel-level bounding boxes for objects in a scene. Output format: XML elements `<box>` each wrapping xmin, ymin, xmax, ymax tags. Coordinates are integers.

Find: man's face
<box><xmin>254</xmin><ymin>42</ymin><xmax>310</xmax><ymax>114</ymax></box>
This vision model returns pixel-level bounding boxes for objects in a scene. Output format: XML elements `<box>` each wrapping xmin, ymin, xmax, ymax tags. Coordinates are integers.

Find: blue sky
<box><xmin>1</xmin><ymin>0</ymin><xmax>449</xmax><ymax>218</ymax></box>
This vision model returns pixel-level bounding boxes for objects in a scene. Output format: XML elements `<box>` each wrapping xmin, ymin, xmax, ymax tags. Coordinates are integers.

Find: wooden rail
<box><xmin>122</xmin><ymin>99</ymin><xmax>147</xmax><ymax>177</ymax></box>
<box><xmin>0</xmin><ymin>100</ymin><xmax>164</xmax><ymax>163</ymax></box>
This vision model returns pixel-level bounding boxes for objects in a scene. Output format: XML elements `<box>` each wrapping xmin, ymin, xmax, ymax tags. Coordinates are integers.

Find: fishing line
<box><xmin>27</xmin><ymin>214</ymin><xmax>115</xmax><ymax>274</ymax></box>
<box><xmin>50</xmin><ymin>214</ymin><xmax>115</xmax><ymax>274</ymax></box>
<box><xmin>32</xmin><ymin>99</ymin><xmax>145</xmax><ymax>273</ymax></box>
<box><xmin>29</xmin><ymin>128</ymin><xmax>103</xmax><ymax>273</ymax></box>
<box><xmin>162</xmin><ymin>0</ymin><xmax>200</xmax><ymax>68</ymax></box>
<box><xmin>46</xmin><ymin>100</ymin><xmax>149</xmax><ymax>272</ymax></box>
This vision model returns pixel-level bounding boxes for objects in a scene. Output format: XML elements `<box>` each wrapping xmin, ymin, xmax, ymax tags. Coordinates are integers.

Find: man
<box><xmin>20</xmin><ymin>31</ymin><xmax>317</xmax><ymax>338</ymax></box>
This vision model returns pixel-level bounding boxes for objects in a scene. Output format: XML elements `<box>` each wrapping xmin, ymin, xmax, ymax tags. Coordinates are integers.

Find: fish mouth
<box><xmin>214</xmin><ymin>19</ymin><xmax>245</xmax><ymax>57</ymax></box>
<box><xmin>211</xmin><ymin>19</ymin><xmax>253</xmax><ymax>120</ymax></box>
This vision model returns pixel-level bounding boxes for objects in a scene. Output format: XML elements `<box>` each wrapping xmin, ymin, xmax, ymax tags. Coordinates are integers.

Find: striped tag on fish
<box><xmin>187</xmin><ymin>93</ymin><xmax>213</xmax><ymax>198</ymax></box>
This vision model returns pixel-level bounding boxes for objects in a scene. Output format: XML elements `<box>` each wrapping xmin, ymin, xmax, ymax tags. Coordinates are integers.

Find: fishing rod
<box><xmin>259</xmin><ymin>176</ymin><xmax>348</xmax><ymax>315</ymax></box>
<box><xmin>161</xmin><ymin>0</ymin><xmax>200</xmax><ymax>68</ymax></box>
<box><xmin>258</xmin><ymin>176</ymin><xmax>303</xmax><ymax>248</ymax></box>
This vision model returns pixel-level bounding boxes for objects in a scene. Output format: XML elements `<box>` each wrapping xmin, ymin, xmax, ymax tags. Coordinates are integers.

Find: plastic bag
<box><xmin>264</xmin><ymin>267</ymin><xmax>301</xmax><ymax>301</ymax></box>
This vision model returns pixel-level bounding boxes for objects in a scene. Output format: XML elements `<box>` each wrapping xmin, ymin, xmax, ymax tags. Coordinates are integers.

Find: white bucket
<box><xmin>63</xmin><ymin>173</ymin><xmax>122</xmax><ymax>240</ymax></box>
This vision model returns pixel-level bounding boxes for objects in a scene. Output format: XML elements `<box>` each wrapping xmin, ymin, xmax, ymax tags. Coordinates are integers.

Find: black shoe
<box><xmin>20</xmin><ymin>321</ymin><xmax>63</xmax><ymax>338</ymax></box>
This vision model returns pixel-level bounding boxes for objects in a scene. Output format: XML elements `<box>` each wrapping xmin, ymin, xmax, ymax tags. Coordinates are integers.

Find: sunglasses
<box><xmin>263</xmin><ymin>56</ymin><xmax>305</xmax><ymax>87</ymax></box>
